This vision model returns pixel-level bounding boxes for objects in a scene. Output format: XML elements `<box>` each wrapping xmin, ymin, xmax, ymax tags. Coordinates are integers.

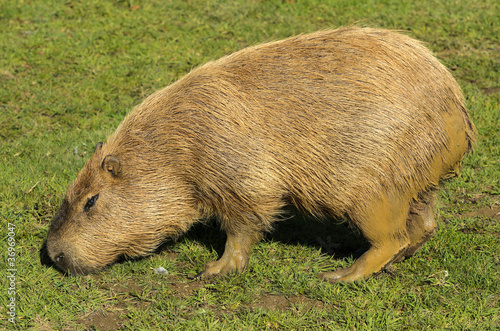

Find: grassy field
<box><xmin>1</xmin><ymin>0</ymin><xmax>499</xmax><ymax>329</ymax></box>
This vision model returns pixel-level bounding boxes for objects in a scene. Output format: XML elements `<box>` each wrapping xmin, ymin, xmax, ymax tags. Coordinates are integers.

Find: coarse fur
<box><xmin>46</xmin><ymin>27</ymin><xmax>475</xmax><ymax>282</ymax></box>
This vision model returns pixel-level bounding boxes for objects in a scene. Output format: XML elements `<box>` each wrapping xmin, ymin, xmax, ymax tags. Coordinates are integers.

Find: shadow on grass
<box><xmin>173</xmin><ymin>206</ymin><xmax>370</xmax><ymax>263</ymax></box>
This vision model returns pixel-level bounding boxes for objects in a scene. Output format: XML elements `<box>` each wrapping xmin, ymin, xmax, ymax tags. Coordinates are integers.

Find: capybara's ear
<box><xmin>102</xmin><ymin>155</ymin><xmax>122</xmax><ymax>177</ymax></box>
<box><xmin>94</xmin><ymin>142</ymin><xmax>103</xmax><ymax>152</ymax></box>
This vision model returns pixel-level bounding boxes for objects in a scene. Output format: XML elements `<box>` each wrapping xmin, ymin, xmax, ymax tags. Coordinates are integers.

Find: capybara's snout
<box><xmin>46</xmin><ymin>235</ymin><xmax>92</xmax><ymax>275</ymax></box>
<box><xmin>46</xmin><ymin>224</ymin><xmax>111</xmax><ymax>275</ymax></box>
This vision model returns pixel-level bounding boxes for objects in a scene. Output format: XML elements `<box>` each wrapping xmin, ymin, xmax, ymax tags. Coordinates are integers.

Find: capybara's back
<box><xmin>46</xmin><ymin>27</ymin><xmax>475</xmax><ymax>282</ymax></box>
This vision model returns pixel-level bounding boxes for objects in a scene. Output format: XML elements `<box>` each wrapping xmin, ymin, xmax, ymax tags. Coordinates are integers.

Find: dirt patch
<box><xmin>32</xmin><ymin>316</ymin><xmax>54</xmax><ymax>331</ymax></box>
<box><xmin>167</xmin><ymin>278</ymin><xmax>206</xmax><ymax>297</ymax></box>
<box><xmin>480</xmin><ymin>87</ymin><xmax>500</xmax><ymax>95</ymax></box>
<box><xmin>78</xmin><ymin>280</ymin><xmax>153</xmax><ymax>330</ymax></box>
<box><xmin>459</xmin><ymin>200</ymin><xmax>500</xmax><ymax>234</ymax></box>
<box><xmin>83</xmin><ymin>309</ymin><xmax>125</xmax><ymax>331</ymax></box>
<box><xmin>252</xmin><ymin>293</ymin><xmax>325</xmax><ymax>312</ymax></box>
<box><xmin>461</xmin><ymin>201</ymin><xmax>500</xmax><ymax>221</ymax></box>
<box><xmin>450</xmin><ymin>191</ymin><xmax>500</xmax><ymax>223</ymax></box>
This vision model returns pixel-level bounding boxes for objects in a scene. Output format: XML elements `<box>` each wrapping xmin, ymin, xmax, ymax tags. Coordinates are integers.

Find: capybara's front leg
<box><xmin>320</xmin><ymin>193</ymin><xmax>411</xmax><ymax>283</ymax></box>
<box><xmin>197</xmin><ymin>230</ymin><xmax>259</xmax><ymax>278</ymax></box>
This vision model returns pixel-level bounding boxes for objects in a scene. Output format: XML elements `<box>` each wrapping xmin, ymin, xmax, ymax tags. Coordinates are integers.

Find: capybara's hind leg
<box><xmin>319</xmin><ymin>193</ymin><xmax>410</xmax><ymax>283</ymax></box>
<box><xmin>197</xmin><ymin>228</ymin><xmax>261</xmax><ymax>278</ymax></box>
<box><xmin>402</xmin><ymin>190</ymin><xmax>437</xmax><ymax>260</ymax></box>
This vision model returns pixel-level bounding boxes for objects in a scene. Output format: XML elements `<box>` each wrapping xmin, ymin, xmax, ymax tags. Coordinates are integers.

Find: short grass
<box><xmin>1</xmin><ymin>0</ymin><xmax>499</xmax><ymax>330</ymax></box>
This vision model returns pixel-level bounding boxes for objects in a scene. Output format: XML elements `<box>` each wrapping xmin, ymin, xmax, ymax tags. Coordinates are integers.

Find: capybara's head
<box><xmin>46</xmin><ymin>142</ymin><xmax>194</xmax><ymax>275</ymax></box>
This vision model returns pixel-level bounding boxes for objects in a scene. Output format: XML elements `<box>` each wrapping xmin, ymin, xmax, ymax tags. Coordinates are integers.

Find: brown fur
<box><xmin>46</xmin><ymin>27</ymin><xmax>475</xmax><ymax>281</ymax></box>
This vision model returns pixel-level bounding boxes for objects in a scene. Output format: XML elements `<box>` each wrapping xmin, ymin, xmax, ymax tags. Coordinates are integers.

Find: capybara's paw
<box><xmin>196</xmin><ymin>260</ymin><xmax>229</xmax><ymax>279</ymax></box>
<box><xmin>196</xmin><ymin>256</ymin><xmax>247</xmax><ymax>279</ymax></box>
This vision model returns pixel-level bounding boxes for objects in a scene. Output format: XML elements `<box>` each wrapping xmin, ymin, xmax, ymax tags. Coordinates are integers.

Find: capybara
<box><xmin>46</xmin><ymin>27</ymin><xmax>475</xmax><ymax>282</ymax></box>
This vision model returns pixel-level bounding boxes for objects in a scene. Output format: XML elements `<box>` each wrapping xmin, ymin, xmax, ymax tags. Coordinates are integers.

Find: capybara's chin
<box><xmin>46</xmin><ymin>26</ymin><xmax>475</xmax><ymax>283</ymax></box>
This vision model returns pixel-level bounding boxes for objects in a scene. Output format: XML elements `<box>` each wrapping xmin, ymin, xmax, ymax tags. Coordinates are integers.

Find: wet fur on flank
<box><xmin>46</xmin><ymin>27</ymin><xmax>475</xmax><ymax>279</ymax></box>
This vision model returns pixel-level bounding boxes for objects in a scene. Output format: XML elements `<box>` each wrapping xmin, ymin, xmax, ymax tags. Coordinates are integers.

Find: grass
<box><xmin>1</xmin><ymin>0</ymin><xmax>499</xmax><ymax>329</ymax></box>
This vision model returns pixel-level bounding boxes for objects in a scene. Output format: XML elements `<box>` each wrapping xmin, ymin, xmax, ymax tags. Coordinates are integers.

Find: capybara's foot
<box><xmin>197</xmin><ymin>254</ymin><xmax>247</xmax><ymax>278</ymax></box>
<box><xmin>196</xmin><ymin>231</ymin><xmax>254</xmax><ymax>278</ymax></box>
<box><xmin>319</xmin><ymin>243</ymin><xmax>408</xmax><ymax>283</ymax></box>
<box><xmin>402</xmin><ymin>190</ymin><xmax>438</xmax><ymax>260</ymax></box>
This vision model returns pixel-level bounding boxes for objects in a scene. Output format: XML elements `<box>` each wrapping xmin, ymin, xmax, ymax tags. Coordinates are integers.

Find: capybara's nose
<box><xmin>54</xmin><ymin>252</ymin><xmax>67</xmax><ymax>271</ymax></box>
<box><xmin>55</xmin><ymin>252</ymin><xmax>64</xmax><ymax>262</ymax></box>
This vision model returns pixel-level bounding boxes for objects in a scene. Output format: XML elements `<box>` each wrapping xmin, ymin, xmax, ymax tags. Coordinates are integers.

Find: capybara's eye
<box><xmin>84</xmin><ymin>194</ymin><xmax>99</xmax><ymax>212</ymax></box>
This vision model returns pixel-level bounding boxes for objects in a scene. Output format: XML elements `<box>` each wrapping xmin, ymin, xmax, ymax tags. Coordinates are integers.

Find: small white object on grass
<box><xmin>154</xmin><ymin>266</ymin><xmax>169</xmax><ymax>275</ymax></box>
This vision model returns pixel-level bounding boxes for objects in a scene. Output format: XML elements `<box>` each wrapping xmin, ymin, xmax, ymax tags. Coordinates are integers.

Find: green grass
<box><xmin>1</xmin><ymin>0</ymin><xmax>499</xmax><ymax>329</ymax></box>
